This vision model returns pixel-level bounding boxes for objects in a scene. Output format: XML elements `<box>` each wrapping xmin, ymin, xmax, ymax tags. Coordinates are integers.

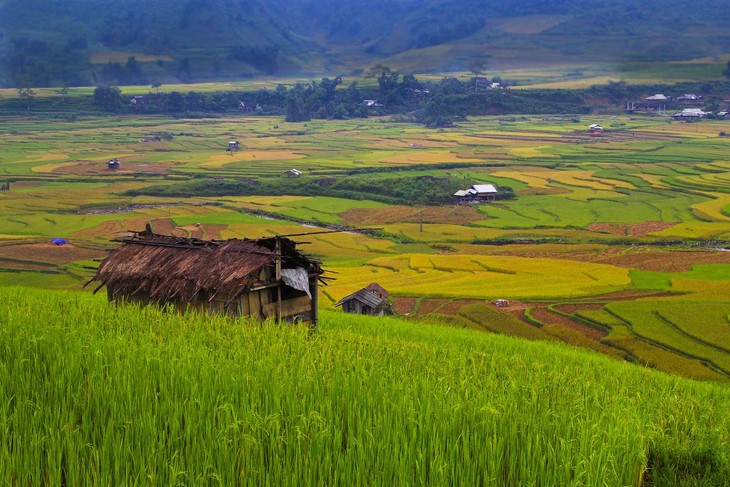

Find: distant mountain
<box><xmin>1</xmin><ymin>0</ymin><xmax>729</xmax><ymax>87</ymax></box>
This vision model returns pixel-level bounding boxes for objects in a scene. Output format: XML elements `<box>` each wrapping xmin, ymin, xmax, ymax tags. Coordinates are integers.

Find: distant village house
<box><xmin>589</xmin><ymin>123</ymin><xmax>603</xmax><ymax>134</ymax></box>
<box><xmin>239</xmin><ymin>101</ymin><xmax>262</xmax><ymax>112</ymax></box>
<box><xmin>87</xmin><ymin>230</ymin><xmax>325</xmax><ymax>325</ymax></box>
<box><xmin>672</xmin><ymin>108</ymin><xmax>710</xmax><ymax>120</ymax></box>
<box><xmin>453</xmin><ymin>184</ymin><xmax>498</xmax><ymax>204</ymax></box>
<box><xmin>107</xmin><ymin>158</ymin><xmax>121</xmax><ymax>170</ymax></box>
<box><xmin>0</xmin><ymin>182</ymin><xmax>9</xmax><ymax>191</ymax></box>
<box><xmin>285</xmin><ymin>169</ymin><xmax>302</xmax><ymax>178</ymax></box>
<box><xmin>362</xmin><ymin>99</ymin><xmax>383</xmax><ymax>108</ymax></box>
<box><xmin>335</xmin><ymin>283</ymin><xmax>391</xmax><ymax>317</ymax></box>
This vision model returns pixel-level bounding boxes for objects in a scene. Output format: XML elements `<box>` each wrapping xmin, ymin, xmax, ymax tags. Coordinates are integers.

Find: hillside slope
<box><xmin>0</xmin><ymin>286</ymin><xmax>727</xmax><ymax>484</ymax></box>
<box><xmin>1</xmin><ymin>0</ymin><xmax>729</xmax><ymax>86</ymax></box>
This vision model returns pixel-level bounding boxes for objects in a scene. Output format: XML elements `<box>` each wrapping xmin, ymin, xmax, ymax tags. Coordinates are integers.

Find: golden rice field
<box><xmin>0</xmin><ymin>111</ymin><xmax>729</xmax><ymax>380</ymax></box>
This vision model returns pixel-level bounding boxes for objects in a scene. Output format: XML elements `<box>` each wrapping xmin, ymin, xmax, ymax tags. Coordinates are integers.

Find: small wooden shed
<box><xmin>88</xmin><ymin>230</ymin><xmax>325</xmax><ymax>325</ymax></box>
<box><xmin>335</xmin><ymin>283</ymin><xmax>391</xmax><ymax>316</ymax></box>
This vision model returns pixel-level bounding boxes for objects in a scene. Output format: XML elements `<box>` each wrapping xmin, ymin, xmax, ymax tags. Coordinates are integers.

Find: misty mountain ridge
<box><xmin>1</xmin><ymin>0</ymin><xmax>729</xmax><ymax>87</ymax></box>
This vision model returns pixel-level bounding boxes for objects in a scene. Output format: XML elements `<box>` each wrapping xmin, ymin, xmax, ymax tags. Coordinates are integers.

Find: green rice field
<box><xmin>0</xmin><ymin>287</ymin><xmax>727</xmax><ymax>485</ymax></box>
<box><xmin>0</xmin><ymin>112</ymin><xmax>729</xmax><ymax>381</ymax></box>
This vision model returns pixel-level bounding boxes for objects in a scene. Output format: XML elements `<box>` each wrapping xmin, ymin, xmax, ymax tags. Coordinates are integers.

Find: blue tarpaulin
<box><xmin>51</xmin><ymin>238</ymin><xmax>68</xmax><ymax>246</ymax></box>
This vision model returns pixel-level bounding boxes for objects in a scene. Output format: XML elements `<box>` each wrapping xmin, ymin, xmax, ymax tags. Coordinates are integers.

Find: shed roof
<box><xmin>364</xmin><ymin>282</ymin><xmax>388</xmax><ymax>300</ymax></box>
<box><xmin>89</xmin><ymin>232</ymin><xmax>322</xmax><ymax>304</ymax></box>
<box><xmin>472</xmin><ymin>184</ymin><xmax>497</xmax><ymax>194</ymax></box>
<box><xmin>334</xmin><ymin>288</ymin><xmax>385</xmax><ymax>309</ymax></box>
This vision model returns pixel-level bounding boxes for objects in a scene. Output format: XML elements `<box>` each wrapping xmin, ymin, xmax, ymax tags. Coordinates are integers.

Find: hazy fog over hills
<box><xmin>1</xmin><ymin>0</ymin><xmax>729</xmax><ymax>86</ymax></box>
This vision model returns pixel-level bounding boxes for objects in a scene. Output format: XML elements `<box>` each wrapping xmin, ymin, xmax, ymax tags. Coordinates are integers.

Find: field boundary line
<box><xmin>604</xmin><ymin>308</ymin><xmax>730</xmax><ymax>379</ymax></box>
<box><xmin>653</xmin><ymin>311</ymin><xmax>730</xmax><ymax>355</ymax></box>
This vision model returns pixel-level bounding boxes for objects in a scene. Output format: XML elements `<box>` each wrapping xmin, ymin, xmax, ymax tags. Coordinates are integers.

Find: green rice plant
<box><xmin>602</xmin><ymin>325</ymin><xmax>725</xmax><ymax>381</ymax></box>
<box><xmin>0</xmin><ymin>286</ymin><xmax>728</xmax><ymax>485</ymax></box>
<box><xmin>458</xmin><ymin>302</ymin><xmax>547</xmax><ymax>340</ymax></box>
<box><xmin>606</xmin><ymin>301</ymin><xmax>730</xmax><ymax>377</ymax></box>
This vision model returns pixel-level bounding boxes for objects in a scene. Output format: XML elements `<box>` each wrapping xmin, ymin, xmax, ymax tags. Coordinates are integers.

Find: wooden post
<box><xmin>275</xmin><ymin>237</ymin><xmax>282</xmax><ymax>321</ymax></box>
<box><xmin>310</xmin><ymin>276</ymin><xmax>318</xmax><ymax>330</ymax></box>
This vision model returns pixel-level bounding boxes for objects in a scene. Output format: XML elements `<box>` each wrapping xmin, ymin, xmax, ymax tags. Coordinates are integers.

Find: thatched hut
<box><xmin>88</xmin><ymin>230</ymin><xmax>325</xmax><ymax>325</ymax></box>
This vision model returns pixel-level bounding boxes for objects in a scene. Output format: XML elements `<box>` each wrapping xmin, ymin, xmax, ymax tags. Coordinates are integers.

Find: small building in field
<box><xmin>589</xmin><ymin>123</ymin><xmax>603</xmax><ymax>134</ymax></box>
<box><xmin>472</xmin><ymin>184</ymin><xmax>498</xmax><ymax>200</ymax></box>
<box><xmin>228</xmin><ymin>141</ymin><xmax>240</xmax><ymax>150</ymax></box>
<box><xmin>239</xmin><ymin>101</ymin><xmax>262</xmax><ymax>112</ymax></box>
<box><xmin>335</xmin><ymin>283</ymin><xmax>391</xmax><ymax>317</ymax></box>
<box><xmin>454</xmin><ymin>184</ymin><xmax>498</xmax><ymax>204</ymax></box>
<box><xmin>677</xmin><ymin>94</ymin><xmax>703</xmax><ymax>104</ymax></box>
<box><xmin>672</xmin><ymin>108</ymin><xmax>709</xmax><ymax>120</ymax></box>
<box><xmin>362</xmin><ymin>99</ymin><xmax>383</xmax><ymax>108</ymax></box>
<box><xmin>87</xmin><ymin>229</ymin><xmax>325</xmax><ymax>325</ymax></box>
<box><xmin>285</xmin><ymin>169</ymin><xmax>302</xmax><ymax>178</ymax></box>
<box><xmin>107</xmin><ymin>158</ymin><xmax>121</xmax><ymax>170</ymax></box>
<box><xmin>0</xmin><ymin>182</ymin><xmax>9</xmax><ymax>191</ymax></box>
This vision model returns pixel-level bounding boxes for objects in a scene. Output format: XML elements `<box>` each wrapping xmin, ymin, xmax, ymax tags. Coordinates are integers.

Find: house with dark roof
<box><xmin>87</xmin><ymin>229</ymin><xmax>325</xmax><ymax>325</ymax></box>
<box><xmin>335</xmin><ymin>283</ymin><xmax>391</xmax><ymax>316</ymax></box>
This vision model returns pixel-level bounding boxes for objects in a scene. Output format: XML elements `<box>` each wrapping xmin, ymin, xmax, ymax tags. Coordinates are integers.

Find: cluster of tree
<box><xmin>99</xmin><ymin>57</ymin><xmax>148</xmax><ymax>86</ymax></box>
<box><xmin>78</xmin><ymin>77</ymin><xmax>730</xmax><ymax>126</ymax></box>
<box><xmin>1</xmin><ymin>36</ymin><xmax>89</xmax><ymax>87</ymax></box>
<box><xmin>126</xmin><ymin>173</ymin><xmax>472</xmax><ymax>206</ymax></box>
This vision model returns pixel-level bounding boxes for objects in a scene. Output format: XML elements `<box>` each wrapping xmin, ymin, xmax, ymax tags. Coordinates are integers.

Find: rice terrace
<box><xmin>2</xmin><ymin>0</ymin><xmax>730</xmax><ymax>482</ymax></box>
<box><xmin>2</xmin><ymin>111</ymin><xmax>729</xmax><ymax>377</ymax></box>
<box><xmin>1</xmin><ymin>99</ymin><xmax>730</xmax><ymax>483</ymax></box>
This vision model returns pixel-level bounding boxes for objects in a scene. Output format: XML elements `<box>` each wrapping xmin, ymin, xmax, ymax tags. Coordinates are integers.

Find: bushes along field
<box><xmin>1</xmin><ymin>287</ymin><xmax>728</xmax><ymax>485</ymax></box>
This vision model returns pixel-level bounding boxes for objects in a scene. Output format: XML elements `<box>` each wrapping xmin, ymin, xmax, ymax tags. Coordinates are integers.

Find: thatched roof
<box><xmin>89</xmin><ymin>232</ymin><xmax>323</xmax><ymax>304</ymax></box>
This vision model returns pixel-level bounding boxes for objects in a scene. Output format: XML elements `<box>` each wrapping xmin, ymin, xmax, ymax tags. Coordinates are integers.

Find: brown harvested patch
<box><xmin>629</xmin><ymin>221</ymin><xmax>676</xmax><ymax>236</ymax></box>
<box><xmin>392</xmin><ymin>297</ymin><xmax>417</xmax><ymax>315</ymax></box>
<box><xmin>340</xmin><ymin>205</ymin><xmax>482</xmax><ymax>226</ymax></box>
<box><xmin>488</xmin><ymin>246</ymin><xmax>730</xmax><ymax>273</ymax></box>
<box><xmin>437</xmin><ymin>299</ymin><xmax>483</xmax><ymax>315</ymax></box>
<box><xmin>592</xmin><ymin>248</ymin><xmax>730</xmax><ymax>272</ymax></box>
<box><xmin>0</xmin><ymin>242</ymin><xmax>106</xmax><ymax>265</ymax></box>
<box><xmin>73</xmin><ymin>221</ymin><xmax>130</xmax><ymax>239</ymax></box>
<box><xmin>0</xmin><ymin>258</ymin><xmax>55</xmax><ymax>271</ymax></box>
<box><xmin>529</xmin><ymin>307</ymin><xmax>606</xmax><ymax>340</ymax></box>
<box><xmin>149</xmin><ymin>219</ymin><xmax>177</xmax><ymax>235</ymax></box>
<box><xmin>553</xmin><ymin>303</ymin><xmax>604</xmax><ymax>313</ymax></box>
<box><xmin>416</xmin><ymin>298</ymin><xmax>450</xmax><ymax>317</ymax></box>
<box><xmin>517</xmin><ymin>187</ymin><xmax>570</xmax><ymax>196</ymax></box>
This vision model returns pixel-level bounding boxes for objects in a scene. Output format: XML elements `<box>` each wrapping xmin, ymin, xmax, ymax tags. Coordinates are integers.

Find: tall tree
<box><xmin>93</xmin><ymin>85</ymin><xmax>124</xmax><ymax>112</ymax></box>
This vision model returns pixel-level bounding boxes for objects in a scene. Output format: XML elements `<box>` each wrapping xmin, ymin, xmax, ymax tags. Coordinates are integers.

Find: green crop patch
<box><xmin>1</xmin><ymin>113</ymin><xmax>729</xmax><ymax>376</ymax></box>
<box><xmin>0</xmin><ymin>287</ymin><xmax>728</xmax><ymax>484</ymax></box>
